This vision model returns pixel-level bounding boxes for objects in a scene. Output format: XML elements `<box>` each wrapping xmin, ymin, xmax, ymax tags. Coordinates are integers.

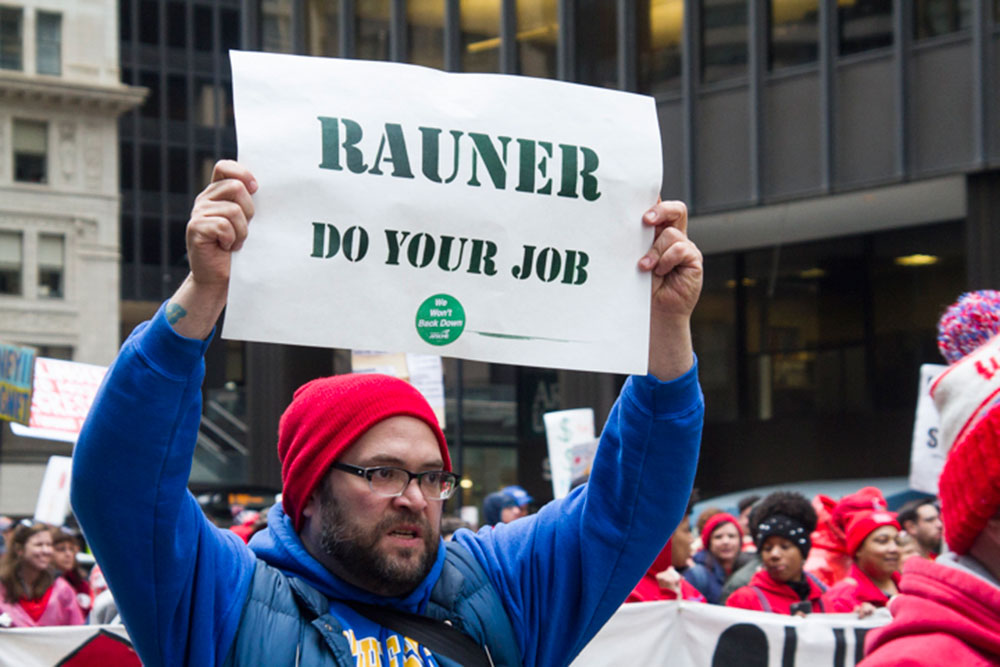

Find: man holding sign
<box><xmin>72</xmin><ymin>153</ymin><xmax>701</xmax><ymax>667</ymax></box>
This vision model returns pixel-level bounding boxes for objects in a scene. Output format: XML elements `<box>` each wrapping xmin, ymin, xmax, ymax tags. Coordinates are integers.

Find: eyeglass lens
<box><xmin>369</xmin><ymin>468</ymin><xmax>456</xmax><ymax>499</ymax></box>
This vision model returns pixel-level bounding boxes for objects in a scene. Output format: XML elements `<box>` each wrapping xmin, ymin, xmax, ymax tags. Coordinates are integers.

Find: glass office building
<box><xmin>118</xmin><ymin>0</ymin><xmax>1000</xmax><ymax>507</ymax></box>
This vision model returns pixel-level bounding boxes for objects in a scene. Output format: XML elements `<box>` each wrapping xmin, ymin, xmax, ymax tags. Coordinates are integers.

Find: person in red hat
<box><xmin>803</xmin><ymin>486</ymin><xmax>888</xmax><ymax>587</ymax></box>
<box><xmin>861</xmin><ymin>290</ymin><xmax>1000</xmax><ymax>666</ymax></box>
<box><xmin>822</xmin><ymin>511</ymin><xmax>901</xmax><ymax>617</ymax></box>
<box><xmin>726</xmin><ymin>491</ymin><xmax>829</xmax><ymax>615</ymax></box>
<box><xmin>71</xmin><ymin>160</ymin><xmax>706</xmax><ymax>667</ymax></box>
<box><xmin>684</xmin><ymin>512</ymin><xmax>749</xmax><ymax>604</ymax></box>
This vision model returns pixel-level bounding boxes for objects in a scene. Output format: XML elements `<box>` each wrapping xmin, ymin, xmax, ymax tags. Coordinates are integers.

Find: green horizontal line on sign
<box><xmin>471</xmin><ymin>331</ymin><xmax>575</xmax><ymax>343</ymax></box>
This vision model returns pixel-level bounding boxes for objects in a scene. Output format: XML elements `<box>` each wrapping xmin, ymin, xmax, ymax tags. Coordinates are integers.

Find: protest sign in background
<box><xmin>909</xmin><ymin>362</ymin><xmax>947</xmax><ymax>494</ymax></box>
<box><xmin>351</xmin><ymin>350</ymin><xmax>446</xmax><ymax>427</ymax></box>
<box><xmin>571</xmin><ymin>600</ymin><xmax>890</xmax><ymax>667</ymax></box>
<box><xmin>225</xmin><ymin>51</ymin><xmax>662</xmax><ymax>375</ymax></box>
<box><xmin>0</xmin><ymin>603</ymin><xmax>887</xmax><ymax>667</ymax></box>
<box><xmin>543</xmin><ymin>408</ymin><xmax>596</xmax><ymax>499</ymax></box>
<box><xmin>33</xmin><ymin>455</ymin><xmax>73</xmax><ymax>526</ymax></box>
<box><xmin>0</xmin><ymin>343</ymin><xmax>35</xmax><ymax>425</ymax></box>
<box><xmin>9</xmin><ymin>357</ymin><xmax>108</xmax><ymax>443</ymax></box>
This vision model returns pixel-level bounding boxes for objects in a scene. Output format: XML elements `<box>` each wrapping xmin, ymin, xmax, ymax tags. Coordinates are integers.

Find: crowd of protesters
<box><xmin>2</xmin><ymin>284</ymin><xmax>999</xmax><ymax>665</ymax></box>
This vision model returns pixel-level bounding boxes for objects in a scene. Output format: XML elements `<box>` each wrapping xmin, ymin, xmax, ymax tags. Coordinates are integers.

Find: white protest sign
<box><xmin>571</xmin><ymin>600</ymin><xmax>889</xmax><ymax>666</ymax></box>
<box><xmin>543</xmin><ymin>408</ymin><xmax>595</xmax><ymax>499</ymax></box>
<box><xmin>9</xmin><ymin>357</ymin><xmax>107</xmax><ymax>442</ymax></box>
<box><xmin>0</xmin><ymin>603</ymin><xmax>888</xmax><ymax>667</ymax></box>
<box><xmin>909</xmin><ymin>363</ymin><xmax>947</xmax><ymax>494</ymax></box>
<box><xmin>225</xmin><ymin>51</ymin><xmax>661</xmax><ymax>374</ymax></box>
<box><xmin>33</xmin><ymin>455</ymin><xmax>73</xmax><ymax>526</ymax></box>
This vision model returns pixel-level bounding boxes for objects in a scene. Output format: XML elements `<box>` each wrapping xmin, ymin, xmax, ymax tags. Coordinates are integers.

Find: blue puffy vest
<box><xmin>222</xmin><ymin>540</ymin><xmax>522</xmax><ymax>666</ymax></box>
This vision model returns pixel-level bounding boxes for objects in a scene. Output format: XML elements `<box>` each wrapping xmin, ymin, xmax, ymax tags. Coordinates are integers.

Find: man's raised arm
<box><xmin>70</xmin><ymin>160</ymin><xmax>259</xmax><ymax>667</ymax></box>
<box><xmin>168</xmin><ymin>159</ymin><xmax>257</xmax><ymax>339</ymax></box>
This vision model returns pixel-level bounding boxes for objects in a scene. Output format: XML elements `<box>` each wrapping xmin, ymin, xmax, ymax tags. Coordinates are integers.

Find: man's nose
<box><xmin>394</xmin><ymin>477</ymin><xmax>428</xmax><ymax>510</ymax></box>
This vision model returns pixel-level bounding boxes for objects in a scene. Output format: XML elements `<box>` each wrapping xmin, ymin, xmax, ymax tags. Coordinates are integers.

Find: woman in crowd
<box><xmin>51</xmin><ymin>527</ymin><xmax>93</xmax><ymax>618</ymax></box>
<box><xmin>726</xmin><ymin>491</ymin><xmax>829</xmax><ymax>615</ymax></box>
<box><xmin>822</xmin><ymin>510</ymin><xmax>901</xmax><ymax>617</ymax></box>
<box><xmin>684</xmin><ymin>512</ymin><xmax>749</xmax><ymax>603</ymax></box>
<box><xmin>0</xmin><ymin>522</ymin><xmax>84</xmax><ymax>627</ymax></box>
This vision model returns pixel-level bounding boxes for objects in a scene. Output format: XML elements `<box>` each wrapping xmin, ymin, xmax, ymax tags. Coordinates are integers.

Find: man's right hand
<box><xmin>187</xmin><ymin>160</ymin><xmax>257</xmax><ymax>289</ymax></box>
<box><xmin>167</xmin><ymin>160</ymin><xmax>257</xmax><ymax>340</ymax></box>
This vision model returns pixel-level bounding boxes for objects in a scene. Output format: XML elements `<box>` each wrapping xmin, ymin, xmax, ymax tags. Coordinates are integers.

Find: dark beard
<box><xmin>317</xmin><ymin>485</ymin><xmax>438</xmax><ymax>597</ymax></box>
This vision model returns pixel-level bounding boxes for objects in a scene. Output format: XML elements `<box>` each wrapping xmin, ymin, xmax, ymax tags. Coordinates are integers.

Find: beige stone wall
<box><xmin>0</xmin><ymin>0</ymin><xmax>144</xmax><ymax>515</ymax></box>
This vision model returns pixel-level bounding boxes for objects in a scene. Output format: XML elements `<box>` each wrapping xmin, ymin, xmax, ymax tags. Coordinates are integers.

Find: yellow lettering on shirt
<box><xmin>339</xmin><ymin>631</ymin><xmax>437</xmax><ymax>667</ymax></box>
<box><xmin>386</xmin><ymin>635</ymin><xmax>402</xmax><ymax>667</ymax></box>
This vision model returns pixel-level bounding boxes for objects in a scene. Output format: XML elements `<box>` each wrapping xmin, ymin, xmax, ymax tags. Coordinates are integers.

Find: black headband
<box><xmin>755</xmin><ymin>513</ymin><xmax>812</xmax><ymax>559</ymax></box>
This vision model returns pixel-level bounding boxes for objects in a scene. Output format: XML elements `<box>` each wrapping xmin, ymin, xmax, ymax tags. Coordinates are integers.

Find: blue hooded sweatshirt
<box><xmin>71</xmin><ymin>303</ymin><xmax>703</xmax><ymax>667</ymax></box>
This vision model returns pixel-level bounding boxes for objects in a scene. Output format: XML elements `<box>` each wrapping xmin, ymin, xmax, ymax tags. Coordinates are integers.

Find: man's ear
<box><xmin>302</xmin><ymin>494</ymin><xmax>318</xmax><ymax>519</ymax></box>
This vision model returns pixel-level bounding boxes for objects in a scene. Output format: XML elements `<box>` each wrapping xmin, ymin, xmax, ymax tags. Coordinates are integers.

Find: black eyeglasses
<box><xmin>333</xmin><ymin>463</ymin><xmax>459</xmax><ymax>500</ymax></box>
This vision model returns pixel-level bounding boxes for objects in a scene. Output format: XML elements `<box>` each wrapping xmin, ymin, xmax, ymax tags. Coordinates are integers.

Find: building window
<box><xmin>638</xmin><ymin>0</ymin><xmax>683</xmax><ymax>95</ymax></box>
<box><xmin>357</xmin><ymin>2</ymin><xmax>390</xmax><ymax>61</ymax></box>
<box><xmin>516</xmin><ymin>1</ymin><xmax>557</xmax><ymax>79</ymax></box>
<box><xmin>408</xmin><ymin>0</ymin><xmax>444</xmax><ymax>69</ymax></box>
<box><xmin>306</xmin><ymin>0</ymin><xmax>340</xmax><ymax>57</ymax></box>
<box><xmin>193</xmin><ymin>4</ymin><xmax>214</xmax><ymax>52</ymax></box>
<box><xmin>575</xmin><ymin>0</ymin><xmax>617</xmax><ymax>89</ymax></box>
<box><xmin>139</xmin><ymin>0</ymin><xmax>159</xmax><ymax>45</ymax></box>
<box><xmin>0</xmin><ymin>6</ymin><xmax>22</xmax><ymax>70</ymax></box>
<box><xmin>915</xmin><ymin>0</ymin><xmax>971</xmax><ymax>40</ymax></box>
<box><xmin>220</xmin><ymin>8</ymin><xmax>240</xmax><ymax>52</ymax></box>
<box><xmin>702</xmin><ymin>0</ymin><xmax>747</xmax><ymax>84</ymax></box>
<box><xmin>461</xmin><ymin>0</ymin><xmax>500</xmax><ymax>72</ymax></box>
<box><xmin>839</xmin><ymin>0</ymin><xmax>893</xmax><ymax>55</ymax></box>
<box><xmin>166</xmin><ymin>74</ymin><xmax>187</xmax><ymax>121</ymax></box>
<box><xmin>13</xmin><ymin>119</ymin><xmax>48</xmax><ymax>184</ymax></box>
<box><xmin>34</xmin><ymin>345</ymin><xmax>72</xmax><ymax>360</ymax></box>
<box><xmin>769</xmin><ymin>0</ymin><xmax>818</xmax><ymax>70</ymax></box>
<box><xmin>195</xmin><ymin>79</ymin><xmax>219</xmax><ymax>126</ymax></box>
<box><xmin>0</xmin><ymin>230</ymin><xmax>23</xmax><ymax>295</ymax></box>
<box><xmin>166</xmin><ymin>1</ymin><xmax>186</xmax><ymax>48</ymax></box>
<box><xmin>37</xmin><ymin>233</ymin><xmax>64</xmax><ymax>298</ymax></box>
<box><xmin>261</xmin><ymin>0</ymin><xmax>293</xmax><ymax>53</ymax></box>
<box><xmin>36</xmin><ymin>11</ymin><xmax>61</xmax><ymax>75</ymax></box>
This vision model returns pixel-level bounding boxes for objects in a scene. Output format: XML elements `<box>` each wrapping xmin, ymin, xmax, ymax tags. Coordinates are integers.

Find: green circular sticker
<box><xmin>416</xmin><ymin>294</ymin><xmax>466</xmax><ymax>346</ymax></box>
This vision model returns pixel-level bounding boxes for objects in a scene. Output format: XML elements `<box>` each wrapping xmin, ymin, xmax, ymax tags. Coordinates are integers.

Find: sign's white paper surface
<box><xmin>225</xmin><ymin>51</ymin><xmax>661</xmax><ymax>374</ymax></box>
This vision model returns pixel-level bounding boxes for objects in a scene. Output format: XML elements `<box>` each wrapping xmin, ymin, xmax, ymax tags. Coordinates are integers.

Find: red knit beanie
<box><xmin>938</xmin><ymin>405</ymin><xmax>1000</xmax><ymax>554</ymax></box>
<box><xmin>277</xmin><ymin>373</ymin><xmax>450</xmax><ymax>532</ymax></box>
<box><xmin>932</xmin><ymin>292</ymin><xmax>1000</xmax><ymax>554</ymax></box>
<box><xmin>845</xmin><ymin>511</ymin><xmax>899</xmax><ymax>558</ymax></box>
<box><xmin>701</xmin><ymin>512</ymin><xmax>743</xmax><ymax>544</ymax></box>
<box><xmin>830</xmin><ymin>486</ymin><xmax>887</xmax><ymax>539</ymax></box>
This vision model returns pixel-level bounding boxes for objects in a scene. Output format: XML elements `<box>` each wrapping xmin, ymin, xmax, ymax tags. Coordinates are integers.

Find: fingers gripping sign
<box><xmin>186</xmin><ymin>159</ymin><xmax>258</xmax><ymax>289</ymax></box>
<box><xmin>168</xmin><ymin>160</ymin><xmax>258</xmax><ymax>340</ymax></box>
<box><xmin>638</xmin><ymin>200</ymin><xmax>703</xmax><ymax>319</ymax></box>
<box><xmin>637</xmin><ymin>200</ymin><xmax>703</xmax><ymax>381</ymax></box>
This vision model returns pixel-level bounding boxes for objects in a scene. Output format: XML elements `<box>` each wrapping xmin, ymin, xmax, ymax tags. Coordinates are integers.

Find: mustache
<box><xmin>375</xmin><ymin>510</ymin><xmax>432</xmax><ymax>536</ymax></box>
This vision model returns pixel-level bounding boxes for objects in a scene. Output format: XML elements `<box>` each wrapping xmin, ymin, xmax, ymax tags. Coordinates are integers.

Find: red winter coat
<box><xmin>725</xmin><ymin>569</ymin><xmax>828</xmax><ymax>615</ymax></box>
<box><xmin>822</xmin><ymin>563</ymin><xmax>900</xmax><ymax>612</ymax></box>
<box><xmin>861</xmin><ymin>556</ymin><xmax>1000</xmax><ymax>666</ymax></box>
<box><xmin>626</xmin><ymin>543</ymin><xmax>706</xmax><ymax>603</ymax></box>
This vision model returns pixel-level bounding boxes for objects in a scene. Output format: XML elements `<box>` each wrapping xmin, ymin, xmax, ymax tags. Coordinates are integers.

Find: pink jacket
<box><xmin>0</xmin><ymin>577</ymin><xmax>85</xmax><ymax>627</ymax></box>
<box><xmin>861</xmin><ymin>556</ymin><xmax>1000</xmax><ymax>666</ymax></box>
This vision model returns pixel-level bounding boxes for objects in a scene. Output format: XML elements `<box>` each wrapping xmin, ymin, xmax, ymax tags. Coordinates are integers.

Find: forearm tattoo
<box><xmin>166</xmin><ymin>302</ymin><xmax>188</xmax><ymax>325</ymax></box>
